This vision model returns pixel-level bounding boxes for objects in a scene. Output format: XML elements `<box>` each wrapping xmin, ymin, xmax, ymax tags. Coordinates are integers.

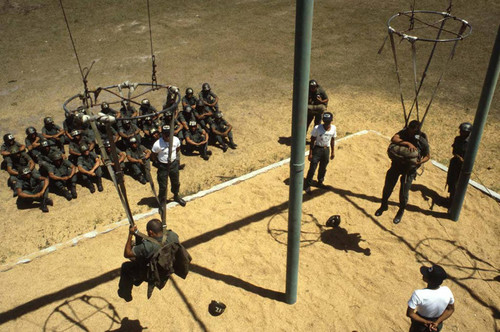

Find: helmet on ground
<box><xmin>186</xmin><ymin>88</ymin><xmax>193</xmax><ymax>95</ymax></box>
<box><xmin>459</xmin><ymin>122</ymin><xmax>472</xmax><ymax>132</ymax></box>
<box><xmin>26</xmin><ymin>127</ymin><xmax>37</xmax><ymax>135</ymax></box>
<box><xmin>322</xmin><ymin>112</ymin><xmax>333</xmax><ymax>123</ymax></box>
<box><xmin>208</xmin><ymin>300</ymin><xmax>226</xmax><ymax>316</ymax></box>
<box><xmin>44</xmin><ymin>117</ymin><xmax>54</xmax><ymax>125</ymax></box>
<box><xmin>3</xmin><ymin>133</ymin><xmax>14</xmax><ymax>143</ymax></box>
<box><xmin>202</xmin><ymin>83</ymin><xmax>211</xmax><ymax>92</ymax></box>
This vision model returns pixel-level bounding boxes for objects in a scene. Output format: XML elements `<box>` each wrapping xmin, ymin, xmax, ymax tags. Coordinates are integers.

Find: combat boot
<box><xmin>88</xmin><ymin>182</ymin><xmax>96</xmax><ymax>194</ymax></box>
<box><xmin>63</xmin><ymin>189</ymin><xmax>72</xmax><ymax>201</ymax></box>
<box><xmin>71</xmin><ymin>185</ymin><xmax>77</xmax><ymax>199</ymax></box>
<box><xmin>97</xmin><ymin>178</ymin><xmax>104</xmax><ymax>192</ymax></box>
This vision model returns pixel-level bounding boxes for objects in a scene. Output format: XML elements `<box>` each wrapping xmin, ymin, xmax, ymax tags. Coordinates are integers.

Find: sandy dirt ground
<box><xmin>0</xmin><ymin>0</ymin><xmax>499</xmax><ymax>330</ymax></box>
<box><xmin>0</xmin><ymin>133</ymin><xmax>499</xmax><ymax>331</ymax></box>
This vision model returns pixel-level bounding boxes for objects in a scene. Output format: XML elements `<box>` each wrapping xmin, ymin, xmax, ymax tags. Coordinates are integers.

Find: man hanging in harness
<box><xmin>118</xmin><ymin>219</ymin><xmax>186</xmax><ymax>302</ymax></box>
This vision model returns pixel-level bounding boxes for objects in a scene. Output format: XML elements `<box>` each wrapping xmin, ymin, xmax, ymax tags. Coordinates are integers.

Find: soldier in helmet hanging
<box><xmin>42</xmin><ymin>116</ymin><xmax>67</xmax><ymax>153</ymax></box>
<box><xmin>198</xmin><ymin>82</ymin><xmax>219</xmax><ymax>113</ymax></box>
<box><xmin>77</xmin><ymin>144</ymin><xmax>104</xmax><ymax>193</ymax></box>
<box><xmin>446</xmin><ymin>122</ymin><xmax>472</xmax><ymax>205</ymax></box>
<box><xmin>307</xmin><ymin>79</ymin><xmax>329</xmax><ymax>133</ymax></box>
<box><xmin>47</xmin><ymin>151</ymin><xmax>78</xmax><ymax>200</ymax></box>
<box><xmin>374</xmin><ymin>120</ymin><xmax>430</xmax><ymax>224</ymax></box>
<box><xmin>24</xmin><ymin>127</ymin><xmax>43</xmax><ymax>162</ymax></box>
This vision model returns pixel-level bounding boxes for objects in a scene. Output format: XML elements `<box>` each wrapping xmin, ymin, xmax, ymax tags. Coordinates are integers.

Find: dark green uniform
<box><xmin>118</xmin><ymin>230</ymin><xmax>179</xmax><ymax>300</ymax></box>
<box><xmin>446</xmin><ymin>135</ymin><xmax>469</xmax><ymax>202</ymax></box>
<box><xmin>25</xmin><ymin>133</ymin><xmax>44</xmax><ymax>161</ymax></box>
<box><xmin>77</xmin><ymin>151</ymin><xmax>103</xmax><ymax>191</ymax></box>
<box><xmin>185</xmin><ymin>125</ymin><xmax>209</xmax><ymax>158</ymax></box>
<box><xmin>126</xmin><ymin>144</ymin><xmax>150</xmax><ymax>182</ymax></box>
<box><xmin>42</xmin><ymin>123</ymin><xmax>67</xmax><ymax>151</ymax></box>
<box><xmin>210</xmin><ymin>117</ymin><xmax>236</xmax><ymax>149</ymax></box>
<box><xmin>198</xmin><ymin>90</ymin><xmax>219</xmax><ymax>112</ymax></box>
<box><xmin>5</xmin><ymin>151</ymin><xmax>33</xmax><ymax>189</ymax></box>
<box><xmin>15</xmin><ymin>169</ymin><xmax>49</xmax><ymax>211</ymax></box>
<box><xmin>48</xmin><ymin>158</ymin><xmax>77</xmax><ymax>199</ymax></box>
<box><xmin>307</xmin><ymin>85</ymin><xmax>328</xmax><ymax>130</ymax></box>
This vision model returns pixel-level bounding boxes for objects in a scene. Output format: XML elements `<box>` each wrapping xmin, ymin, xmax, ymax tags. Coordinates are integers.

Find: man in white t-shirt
<box><xmin>407</xmin><ymin>265</ymin><xmax>455</xmax><ymax>332</ymax></box>
<box><xmin>151</xmin><ymin>125</ymin><xmax>186</xmax><ymax>207</ymax></box>
<box><xmin>304</xmin><ymin>112</ymin><xmax>336</xmax><ymax>193</ymax></box>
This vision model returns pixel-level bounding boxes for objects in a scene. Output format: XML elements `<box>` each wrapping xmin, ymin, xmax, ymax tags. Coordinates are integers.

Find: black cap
<box><xmin>420</xmin><ymin>265</ymin><xmax>447</xmax><ymax>285</ymax></box>
<box><xmin>322</xmin><ymin>112</ymin><xmax>333</xmax><ymax>123</ymax></box>
<box><xmin>26</xmin><ymin>127</ymin><xmax>36</xmax><ymax>135</ymax></box>
<box><xmin>459</xmin><ymin>122</ymin><xmax>472</xmax><ymax>132</ymax></box>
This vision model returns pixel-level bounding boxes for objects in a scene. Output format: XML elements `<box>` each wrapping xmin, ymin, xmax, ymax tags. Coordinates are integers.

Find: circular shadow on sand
<box><xmin>267</xmin><ymin>211</ymin><xmax>322</xmax><ymax>247</ymax></box>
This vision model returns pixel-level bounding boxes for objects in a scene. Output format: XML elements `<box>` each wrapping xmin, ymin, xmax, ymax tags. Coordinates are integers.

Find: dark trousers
<box><xmin>118</xmin><ymin>261</ymin><xmax>146</xmax><ymax>296</ymax></box>
<box><xmin>129</xmin><ymin>163</ymin><xmax>146</xmax><ymax>178</ymax></box>
<box><xmin>409</xmin><ymin>313</ymin><xmax>443</xmax><ymax>332</ymax></box>
<box><xmin>185</xmin><ymin>142</ymin><xmax>208</xmax><ymax>157</ymax></box>
<box><xmin>306</xmin><ymin>146</ymin><xmax>330</xmax><ymax>186</ymax></box>
<box><xmin>157</xmin><ymin>160</ymin><xmax>180</xmax><ymax>202</ymax></box>
<box><xmin>79</xmin><ymin>167</ymin><xmax>103</xmax><ymax>186</ymax></box>
<box><xmin>306</xmin><ymin>105</ymin><xmax>326</xmax><ymax>131</ymax></box>
<box><xmin>215</xmin><ymin>132</ymin><xmax>234</xmax><ymax>146</ymax></box>
<box><xmin>381</xmin><ymin>162</ymin><xmax>417</xmax><ymax>209</ymax></box>
<box><xmin>53</xmin><ymin>176</ymin><xmax>77</xmax><ymax>192</ymax></box>
<box><xmin>16</xmin><ymin>185</ymin><xmax>49</xmax><ymax>208</ymax></box>
<box><xmin>446</xmin><ymin>156</ymin><xmax>462</xmax><ymax>200</ymax></box>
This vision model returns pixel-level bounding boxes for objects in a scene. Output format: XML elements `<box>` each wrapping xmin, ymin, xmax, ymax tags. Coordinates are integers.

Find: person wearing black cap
<box><xmin>15</xmin><ymin>166</ymin><xmax>52</xmax><ymax>213</ymax></box>
<box><xmin>374</xmin><ymin>120</ymin><xmax>430</xmax><ymax>224</ymax></box>
<box><xmin>407</xmin><ymin>265</ymin><xmax>455</xmax><ymax>332</ymax></box>
<box><xmin>307</xmin><ymin>79</ymin><xmax>329</xmax><ymax>133</ymax></box>
<box><xmin>304</xmin><ymin>112</ymin><xmax>336</xmax><ymax>193</ymax></box>
<box><xmin>446</xmin><ymin>122</ymin><xmax>472</xmax><ymax>206</ymax></box>
<box><xmin>151</xmin><ymin>125</ymin><xmax>186</xmax><ymax>207</ymax></box>
<box><xmin>1</xmin><ymin>133</ymin><xmax>25</xmax><ymax>158</ymax></box>
<box><xmin>4</xmin><ymin>145</ymin><xmax>36</xmax><ymax>192</ymax></box>
<box><xmin>42</xmin><ymin>117</ymin><xmax>67</xmax><ymax>153</ymax></box>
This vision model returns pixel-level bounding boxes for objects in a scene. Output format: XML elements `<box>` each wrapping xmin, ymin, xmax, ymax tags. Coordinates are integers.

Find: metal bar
<box><xmin>449</xmin><ymin>25</ymin><xmax>500</xmax><ymax>221</ymax></box>
<box><xmin>286</xmin><ymin>0</ymin><xmax>314</xmax><ymax>305</ymax></box>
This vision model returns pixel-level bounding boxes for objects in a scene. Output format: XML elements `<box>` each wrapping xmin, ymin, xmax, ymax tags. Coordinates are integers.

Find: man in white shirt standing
<box><xmin>151</xmin><ymin>125</ymin><xmax>186</xmax><ymax>207</ymax></box>
<box><xmin>407</xmin><ymin>265</ymin><xmax>455</xmax><ymax>332</ymax></box>
<box><xmin>304</xmin><ymin>112</ymin><xmax>336</xmax><ymax>193</ymax></box>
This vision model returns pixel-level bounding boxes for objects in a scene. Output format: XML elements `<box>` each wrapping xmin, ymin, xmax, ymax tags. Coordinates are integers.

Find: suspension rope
<box><xmin>388</xmin><ymin>29</ymin><xmax>409</xmax><ymax>126</ymax></box>
<box><xmin>410</xmin><ymin>39</ymin><xmax>420</xmax><ymax>123</ymax></box>
<box><xmin>146</xmin><ymin>0</ymin><xmax>158</xmax><ymax>90</ymax></box>
<box><xmin>409</xmin><ymin>0</ymin><xmax>416</xmax><ymax>31</ymax></box>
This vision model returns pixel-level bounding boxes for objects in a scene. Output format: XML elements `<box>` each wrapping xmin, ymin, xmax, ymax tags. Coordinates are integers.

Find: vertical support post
<box><xmin>449</xmin><ymin>25</ymin><xmax>500</xmax><ymax>221</ymax></box>
<box><xmin>286</xmin><ymin>0</ymin><xmax>314</xmax><ymax>304</ymax></box>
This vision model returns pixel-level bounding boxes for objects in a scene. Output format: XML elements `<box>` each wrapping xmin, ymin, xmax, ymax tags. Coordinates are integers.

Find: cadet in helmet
<box><xmin>126</xmin><ymin>137</ymin><xmax>151</xmax><ymax>185</ymax></box>
<box><xmin>100</xmin><ymin>102</ymin><xmax>120</xmax><ymax>118</ymax></box>
<box><xmin>210</xmin><ymin>111</ymin><xmax>237</xmax><ymax>152</ymax></box>
<box><xmin>96</xmin><ymin>121</ymin><xmax>119</xmax><ymax>144</ymax></box>
<box><xmin>374</xmin><ymin>120</ymin><xmax>430</xmax><ymax>224</ymax></box>
<box><xmin>68</xmin><ymin>129</ymin><xmax>95</xmax><ymax>164</ymax></box>
<box><xmin>140</xmin><ymin>116</ymin><xmax>158</xmax><ymax>138</ymax></box>
<box><xmin>307</xmin><ymin>79</ymin><xmax>329</xmax><ymax>132</ymax></box>
<box><xmin>151</xmin><ymin>125</ymin><xmax>186</xmax><ymax>206</ymax></box>
<box><xmin>142</xmin><ymin>127</ymin><xmax>160</xmax><ymax>150</ymax></box>
<box><xmin>120</xmin><ymin>101</ymin><xmax>138</xmax><ymax>119</ymax></box>
<box><xmin>198</xmin><ymin>82</ymin><xmax>219</xmax><ymax>112</ymax></box>
<box><xmin>185</xmin><ymin>121</ymin><xmax>211</xmax><ymax>160</ymax></box>
<box><xmin>15</xmin><ymin>166</ymin><xmax>52</xmax><ymax>213</ymax></box>
<box><xmin>446</xmin><ymin>122</ymin><xmax>472</xmax><ymax>205</ymax></box>
<box><xmin>99</xmin><ymin>139</ymin><xmax>127</xmax><ymax>180</ymax></box>
<box><xmin>118</xmin><ymin>119</ymin><xmax>142</xmax><ymax>149</ymax></box>
<box><xmin>163</xmin><ymin>86</ymin><xmax>179</xmax><ymax>110</ymax></box>
<box><xmin>304</xmin><ymin>112</ymin><xmax>336</xmax><ymax>194</ymax></box>
<box><xmin>162</xmin><ymin>110</ymin><xmax>184</xmax><ymax>143</ymax></box>
<box><xmin>1</xmin><ymin>133</ymin><xmax>25</xmax><ymax>158</ymax></box>
<box><xmin>5</xmin><ymin>145</ymin><xmax>35</xmax><ymax>193</ymax></box>
<box><xmin>182</xmin><ymin>87</ymin><xmax>198</xmax><ymax>114</ymax></box>
<box><xmin>37</xmin><ymin>139</ymin><xmax>61</xmax><ymax>173</ymax></box>
<box><xmin>193</xmin><ymin>99</ymin><xmax>213</xmax><ymax>134</ymax></box>
<box><xmin>139</xmin><ymin>99</ymin><xmax>157</xmax><ymax>117</ymax></box>
<box><xmin>77</xmin><ymin>144</ymin><xmax>104</xmax><ymax>193</ymax></box>
<box><xmin>63</xmin><ymin>111</ymin><xmax>79</xmax><ymax>141</ymax></box>
<box><xmin>24</xmin><ymin>127</ymin><xmax>43</xmax><ymax>162</ymax></box>
<box><xmin>42</xmin><ymin>116</ymin><xmax>67</xmax><ymax>152</ymax></box>
<box><xmin>47</xmin><ymin>151</ymin><xmax>77</xmax><ymax>200</ymax></box>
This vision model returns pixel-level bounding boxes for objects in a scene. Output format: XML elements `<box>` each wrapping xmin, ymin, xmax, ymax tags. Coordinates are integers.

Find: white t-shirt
<box><xmin>151</xmin><ymin>136</ymin><xmax>180</xmax><ymax>163</ymax></box>
<box><xmin>312</xmin><ymin>124</ymin><xmax>337</xmax><ymax>147</ymax></box>
<box><xmin>408</xmin><ymin>286</ymin><xmax>455</xmax><ymax>318</ymax></box>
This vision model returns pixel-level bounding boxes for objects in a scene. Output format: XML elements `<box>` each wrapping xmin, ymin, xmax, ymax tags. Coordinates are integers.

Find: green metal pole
<box><xmin>449</xmin><ymin>25</ymin><xmax>500</xmax><ymax>221</ymax></box>
<box><xmin>286</xmin><ymin>0</ymin><xmax>314</xmax><ymax>304</ymax></box>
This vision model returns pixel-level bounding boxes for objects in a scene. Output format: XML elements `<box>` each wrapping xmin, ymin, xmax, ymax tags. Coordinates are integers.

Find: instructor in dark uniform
<box><xmin>375</xmin><ymin>120</ymin><xmax>430</xmax><ymax>224</ymax></box>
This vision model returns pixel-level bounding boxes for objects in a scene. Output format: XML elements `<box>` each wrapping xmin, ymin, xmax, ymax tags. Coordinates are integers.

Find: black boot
<box><xmin>88</xmin><ymin>182</ymin><xmax>96</xmax><ymax>194</ymax></box>
<box><xmin>393</xmin><ymin>208</ymin><xmax>404</xmax><ymax>224</ymax></box>
<box><xmin>71</xmin><ymin>185</ymin><xmax>77</xmax><ymax>199</ymax></box>
<box><xmin>63</xmin><ymin>189</ymin><xmax>73</xmax><ymax>201</ymax></box>
<box><xmin>375</xmin><ymin>203</ymin><xmax>388</xmax><ymax>217</ymax></box>
<box><xmin>173</xmin><ymin>195</ymin><xmax>186</xmax><ymax>207</ymax></box>
<box><xmin>97</xmin><ymin>178</ymin><xmax>104</xmax><ymax>192</ymax></box>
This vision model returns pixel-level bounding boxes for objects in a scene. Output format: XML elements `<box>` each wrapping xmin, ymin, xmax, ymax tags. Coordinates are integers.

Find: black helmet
<box><xmin>101</xmin><ymin>102</ymin><xmax>109</xmax><ymax>110</ymax></box>
<box><xmin>186</xmin><ymin>87</ymin><xmax>193</xmax><ymax>95</ymax></box>
<box><xmin>309</xmin><ymin>79</ymin><xmax>318</xmax><ymax>87</ymax></box>
<box><xmin>215</xmin><ymin>111</ymin><xmax>223</xmax><ymax>119</ymax></box>
<box><xmin>202</xmin><ymin>83</ymin><xmax>211</xmax><ymax>92</ymax></box>
<box><xmin>123</xmin><ymin>119</ymin><xmax>131</xmax><ymax>125</ymax></box>
<box><xmin>40</xmin><ymin>140</ymin><xmax>50</xmax><ymax>147</ymax></box>
<box><xmin>322</xmin><ymin>112</ymin><xmax>333</xmax><ymax>123</ymax></box>
<box><xmin>164</xmin><ymin>110</ymin><xmax>173</xmax><ymax>118</ymax></box>
<box><xmin>50</xmin><ymin>152</ymin><xmax>63</xmax><ymax>161</ymax></box>
<box><xmin>188</xmin><ymin>120</ymin><xmax>197</xmax><ymax>127</ymax></box>
<box><xmin>459</xmin><ymin>122</ymin><xmax>472</xmax><ymax>132</ymax></box>
<box><xmin>162</xmin><ymin>125</ymin><xmax>171</xmax><ymax>133</ymax></box>
<box><xmin>3</xmin><ymin>133</ymin><xmax>14</xmax><ymax>143</ymax></box>
<box><xmin>80</xmin><ymin>144</ymin><xmax>89</xmax><ymax>152</ymax></box>
<box><xmin>141</xmin><ymin>99</ymin><xmax>150</xmax><ymax>106</ymax></box>
<box><xmin>150</xmin><ymin>128</ymin><xmax>159</xmax><ymax>135</ymax></box>
<box><xmin>208</xmin><ymin>300</ymin><xmax>226</xmax><ymax>316</ymax></box>
<box><xmin>44</xmin><ymin>117</ymin><xmax>54</xmax><ymax>125</ymax></box>
<box><xmin>26</xmin><ymin>127</ymin><xmax>37</xmax><ymax>135</ymax></box>
<box><xmin>71</xmin><ymin>129</ymin><xmax>81</xmax><ymax>137</ymax></box>
<box><xmin>20</xmin><ymin>166</ymin><xmax>31</xmax><ymax>175</ymax></box>
<box><xmin>103</xmin><ymin>140</ymin><xmax>111</xmax><ymax>148</ymax></box>
<box><xmin>129</xmin><ymin>137</ymin><xmax>138</xmax><ymax>144</ymax></box>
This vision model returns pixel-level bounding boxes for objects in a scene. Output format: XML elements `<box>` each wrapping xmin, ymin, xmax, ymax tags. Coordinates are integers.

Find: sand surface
<box><xmin>0</xmin><ymin>0</ymin><xmax>499</xmax><ymax>330</ymax></box>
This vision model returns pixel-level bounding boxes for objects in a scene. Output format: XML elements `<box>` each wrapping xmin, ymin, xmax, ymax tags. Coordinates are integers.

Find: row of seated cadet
<box><xmin>0</xmin><ymin>83</ymin><xmax>237</xmax><ymax>212</ymax></box>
